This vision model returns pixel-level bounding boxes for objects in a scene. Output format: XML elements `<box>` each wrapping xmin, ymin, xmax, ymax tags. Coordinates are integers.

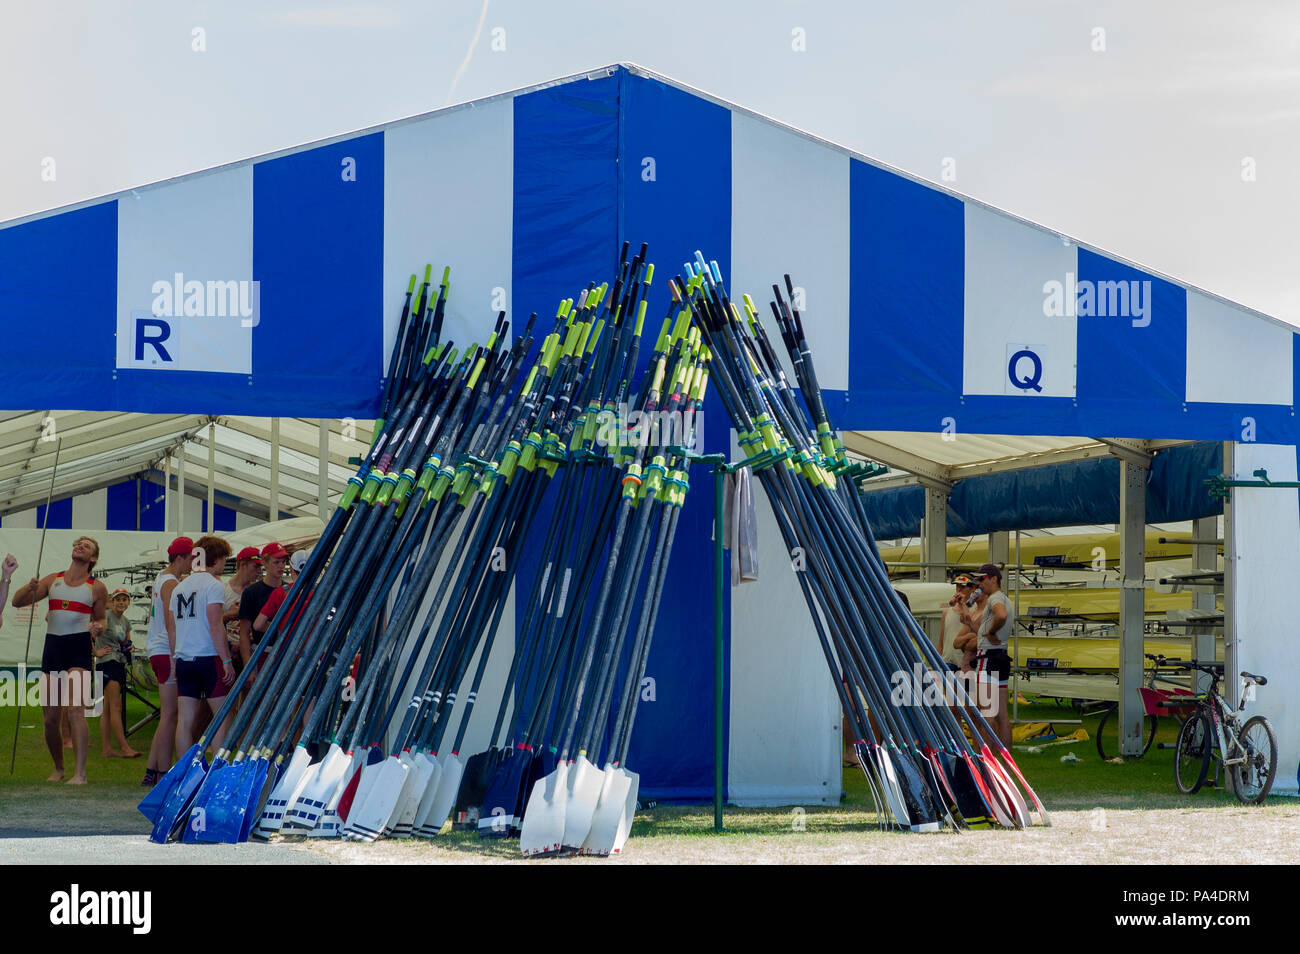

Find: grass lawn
<box><xmin>2</xmin><ymin>690</ymin><xmax>1293</xmax><ymax>863</ymax></box>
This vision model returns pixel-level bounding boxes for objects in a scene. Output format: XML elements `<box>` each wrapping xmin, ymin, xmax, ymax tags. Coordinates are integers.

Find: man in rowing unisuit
<box><xmin>961</xmin><ymin>563</ymin><xmax>1014</xmax><ymax>748</ymax></box>
<box><xmin>10</xmin><ymin>536</ymin><xmax>108</xmax><ymax>784</ymax></box>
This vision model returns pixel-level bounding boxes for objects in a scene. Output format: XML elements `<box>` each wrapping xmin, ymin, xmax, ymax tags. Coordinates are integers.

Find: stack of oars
<box><xmin>675</xmin><ymin>251</ymin><xmax>1049</xmax><ymax>832</ymax></box>
<box><xmin>138</xmin><ymin>244</ymin><xmax>702</xmax><ymax>856</ymax></box>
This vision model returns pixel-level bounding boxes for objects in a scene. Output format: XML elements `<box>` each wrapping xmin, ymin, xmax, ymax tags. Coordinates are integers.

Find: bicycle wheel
<box><xmin>1174</xmin><ymin>710</ymin><xmax>1211</xmax><ymax>794</ymax></box>
<box><xmin>1096</xmin><ymin>705</ymin><xmax>1158</xmax><ymax>760</ymax></box>
<box><xmin>1230</xmin><ymin>716</ymin><xmax>1278</xmax><ymax>804</ymax></box>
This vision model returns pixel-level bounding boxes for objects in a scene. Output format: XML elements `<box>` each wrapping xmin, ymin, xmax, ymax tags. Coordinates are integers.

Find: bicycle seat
<box><xmin>1240</xmin><ymin>671</ymin><xmax>1267</xmax><ymax>686</ymax></box>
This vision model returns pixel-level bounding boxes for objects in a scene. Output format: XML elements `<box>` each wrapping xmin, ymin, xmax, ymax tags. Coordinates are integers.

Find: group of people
<box><xmin>937</xmin><ymin>563</ymin><xmax>1014</xmax><ymax>747</ymax></box>
<box><xmin>142</xmin><ymin>536</ymin><xmax>298</xmax><ymax>788</ymax></box>
<box><xmin>4</xmin><ymin>533</ymin><xmax>300</xmax><ymax>786</ymax></box>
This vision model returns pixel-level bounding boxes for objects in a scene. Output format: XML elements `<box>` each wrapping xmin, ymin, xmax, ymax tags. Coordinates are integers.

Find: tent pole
<box><xmin>1118</xmin><ymin>459</ymin><xmax>1147</xmax><ymax>756</ymax></box>
<box><xmin>176</xmin><ymin>451</ymin><xmax>186</xmax><ymax>535</ymax></box>
<box><xmin>714</xmin><ymin>463</ymin><xmax>725</xmax><ymax>833</ymax></box>
<box><xmin>269</xmin><ymin>417</ymin><xmax>280</xmax><ymax>522</ymax></box>
<box><xmin>318</xmin><ymin>419</ymin><xmax>329</xmax><ymax>523</ymax></box>
<box><xmin>207</xmin><ymin>421</ymin><xmax>216</xmax><ymax>533</ymax></box>
<box><xmin>162</xmin><ymin>455</ymin><xmax>170</xmax><ymax>534</ymax></box>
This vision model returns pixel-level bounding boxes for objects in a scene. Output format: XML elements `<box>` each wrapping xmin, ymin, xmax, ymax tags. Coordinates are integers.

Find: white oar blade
<box><xmin>610</xmin><ymin>768</ymin><xmax>639</xmax><ymax>855</ymax></box>
<box><xmin>560</xmin><ymin>756</ymin><xmax>603</xmax><ymax>851</ymax></box>
<box><xmin>580</xmin><ymin>764</ymin><xmax>630</xmax><ymax>856</ymax></box>
<box><xmin>411</xmin><ymin>758</ymin><xmax>446</xmax><ymax>837</ymax></box>
<box><xmin>255</xmin><ymin>747</ymin><xmax>312</xmax><ymax>836</ymax></box>
<box><xmin>386</xmin><ymin>753</ymin><xmax>432</xmax><ymax>837</ymax></box>
<box><xmin>519</xmin><ymin>762</ymin><xmax>568</xmax><ymax>857</ymax></box>
<box><xmin>420</xmin><ymin>753</ymin><xmax>464</xmax><ymax>838</ymax></box>
<box><xmin>309</xmin><ymin>753</ymin><xmax>361</xmax><ymax>839</ymax></box>
<box><xmin>284</xmin><ymin>744</ymin><xmax>349</xmax><ymax>831</ymax></box>
<box><xmin>346</xmin><ymin>756</ymin><xmax>408</xmax><ymax>843</ymax></box>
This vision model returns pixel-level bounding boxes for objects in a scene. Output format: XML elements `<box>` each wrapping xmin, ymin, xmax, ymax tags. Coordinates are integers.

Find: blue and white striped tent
<box><xmin>2</xmin><ymin>63</ymin><xmax>1295</xmax><ymax>798</ymax></box>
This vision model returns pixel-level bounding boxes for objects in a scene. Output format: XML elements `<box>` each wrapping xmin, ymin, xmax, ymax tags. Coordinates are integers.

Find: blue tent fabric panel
<box><xmin>509</xmin><ymin>72</ymin><xmax>620</xmax><ymax>740</ymax></box>
<box><xmin>36</xmin><ymin>498</ymin><xmax>73</xmax><ymax>530</ymax></box>
<box><xmin>846</xmin><ymin>160</ymin><xmax>964</xmax><ymax>427</ymax></box>
<box><xmin>1147</xmin><ymin>441</ymin><xmax>1224</xmax><ymax>523</ymax></box>
<box><xmin>0</xmin><ymin>202</ymin><xmax>118</xmax><ymax>412</ymax></box>
<box><xmin>252</xmin><ymin>133</ymin><xmax>386</xmax><ymax>418</ymax></box>
<box><xmin>1075</xmin><ymin>248</ymin><xmax>1187</xmax><ymax>406</ymax></box>
<box><xmin>860</xmin><ymin>441</ymin><xmax>1224</xmax><ymax>537</ymax></box>
<box><xmin>620</xmin><ymin>72</ymin><xmax>732</xmax><ymax>801</ymax></box>
<box><xmin>105</xmin><ymin>480</ymin><xmax>137</xmax><ymax>530</ymax></box>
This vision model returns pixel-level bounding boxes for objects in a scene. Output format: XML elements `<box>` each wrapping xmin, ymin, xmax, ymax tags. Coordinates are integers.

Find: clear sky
<box><xmin>3</xmin><ymin>0</ymin><xmax>1295</xmax><ymax>322</ymax></box>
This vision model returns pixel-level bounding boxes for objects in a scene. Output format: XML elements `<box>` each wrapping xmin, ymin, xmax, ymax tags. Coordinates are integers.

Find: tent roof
<box><xmin>844</xmin><ymin>432</ymin><xmax>1189</xmax><ymax>491</ymax></box>
<box><xmin>0</xmin><ymin>62</ymin><xmax>1285</xmax><ymax>336</ymax></box>
<box><xmin>0</xmin><ymin>412</ymin><xmax>366</xmax><ymax>519</ymax></box>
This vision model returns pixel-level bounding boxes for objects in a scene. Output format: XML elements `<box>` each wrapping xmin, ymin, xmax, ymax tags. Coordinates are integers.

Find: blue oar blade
<box><xmin>182</xmin><ymin>756</ymin><xmax>230</xmax><ymax>843</ymax></box>
<box><xmin>138</xmin><ymin>744</ymin><xmax>201</xmax><ymax>824</ymax></box>
<box><xmin>148</xmin><ymin>746</ymin><xmax>208</xmax><ymax>844</ymax></box>
<box><xmin>197</xmin><ymin>759</ymin><xmax>253</xmax><ymax>843</ymax></box>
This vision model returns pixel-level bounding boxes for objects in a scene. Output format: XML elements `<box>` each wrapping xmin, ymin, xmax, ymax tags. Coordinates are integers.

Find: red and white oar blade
<box><xmin>255</xmin><ymin>746</ymin><xmax>312</xmax><ymax>837</ymax></box>
<box><xmin>998</xmin><ymin>748</ymin><xmax>1051</xmax><ymax>826</ymax></box>
<box><xmin>582</xmin><ymin>764</ymin><xmax>631</xmax><ymax>856</ymax></box>
<box><xmin>308</xmin><ymin>751</ymin><xmax>360</xmax><ymax>838</ymax></box>
<box><xmin>560</xmin><ymin>755</ymin><xmax>603</xmax><ymax>851</ymax></box>
<box><xmin>420</xmin><ymin>752</ymin><xmax>464</xmax><ymax>838</ymax></box>
<box><xmin>980</xmin><ymin>747</ymin><xmax>1029</xmax><ymax>828</ymax></box>
<box><xmin>345</xmin><ymin>756</ymin><xmax>408</xmax><ymax>842</ymax></box>
<box><xmin>284</xmin><ymin>743</ymin><xmax>349</xmax><ymax>832</ymax></box>
<box><xmin>519</xmin><ymin>761</ymin><xmax>568</xmax><ymax>857</ymax></box>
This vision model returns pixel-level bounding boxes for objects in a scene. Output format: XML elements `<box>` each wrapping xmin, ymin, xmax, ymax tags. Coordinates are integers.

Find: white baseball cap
<box><xmin>290</xmin><ymin>549</ymin><xmax>309</xmax><ymax>573</ymax></box>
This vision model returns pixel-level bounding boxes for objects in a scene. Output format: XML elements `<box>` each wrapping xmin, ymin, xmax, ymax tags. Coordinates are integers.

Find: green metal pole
<box><xmin>714</xmin><ymin>464</ymin><xmax>725</xmax><ymax>832</ymax></box>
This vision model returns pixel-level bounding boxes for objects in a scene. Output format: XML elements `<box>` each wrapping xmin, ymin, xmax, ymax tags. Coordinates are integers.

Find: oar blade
<box><xmin>138</xmin><ymin>743</ymin><xmax>201</xmax><ymax>825</ymax></box>
<box><xmin>560</xmin><ymin>755</ymin><xmax>602</xmax><ymax>851</ymax></box>
<box><xmin>519</xmin><ymin>761</ymin><xmax>568</xmax><ymax>857</ymax></box>
<box><xmin>579</xmin><ymin>763</ymin><xmax>629</xmax><ymax>856</ymax></box>
<box><xmin>255</xmin><ymin>746</ymin><xmax>312</xmax><ymax>837</ymax></box>
<box><xmin>346</xmin><ymin>755</ymin><xmax>408</xmax><ymax>842</ymax></box>
<box><xmin>420</xmin><ymin>752</ymin><xmax>464</xmax><ymax>838</ymax></box>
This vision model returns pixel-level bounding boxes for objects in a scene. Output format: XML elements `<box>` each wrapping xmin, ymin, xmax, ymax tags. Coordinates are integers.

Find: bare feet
<box><xmin>46</xmin><ymin>770</ymin><xmax>65</xmax><ymax>782</ymax></box>
<box><xmin>120</xmin><ymin>749</ymin><xmax>142</xmax><ymax>759</ymax></box>
<box><xmin>102</xmin><ymin>750</ymin><xmax>117</xmax><ymax>759</ymax></box>
<box><xmin>63</xmin><ymin>738</ymin><xmax>74</xmax><ymax>750</ymax></box>
<box><xmin>66</xmin><ymin>775</ymin><xmax>87</xmax><ymax>785</ymax></box>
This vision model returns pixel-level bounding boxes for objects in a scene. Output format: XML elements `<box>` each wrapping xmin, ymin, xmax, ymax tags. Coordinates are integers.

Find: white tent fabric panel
<box><xmin>1228</xmin><ymin>442</ymin><xmax>1299</xmax><ymax>794</ymax></box>
<box><xmin>730</xmin><ymin>111</ymin><xmax>851</xmax><ymax>391</ymax></box>
<box><xmin>1185</xmin><ymin>293</ymin><xmax>1293</xmax><ymax>406</ymax></box>
<box><xmin>383</xmin><ymin>95</ymin><xmax>515</xmax><ymax>365</ymax></box>
<box><xmin>727</xmin><ymin>434</ymin><xmax>840</xmax><ymax>805</ymax></box>
<box><xmin>963</xmin><ymin>203</ymin><xmax>1079</xmax><ymax>398</ymax></box>
<box><xmin>116</xmin><ymin>165</ymin><xmax>256</xmax><ymax>374</ymax></box>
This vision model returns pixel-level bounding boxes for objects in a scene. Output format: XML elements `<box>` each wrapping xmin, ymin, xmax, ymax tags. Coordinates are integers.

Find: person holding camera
<box><xmin>97</xmin><ymin>589</ymin><xmax>141</xmax><ymax>759</ymax></box>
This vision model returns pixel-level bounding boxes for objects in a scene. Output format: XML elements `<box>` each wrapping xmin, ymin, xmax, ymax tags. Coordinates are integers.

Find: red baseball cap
<box><xmin>261</xmin><ymin>542</ymin><xmax>288</xmax><ymax>560</ymax></box>
<box><xmin>111</xmin><ymin>588</ymin><xmax>130</xmax><ymax>597</ymax></box>
<box><xmin>236</xmin><ymin>546</ymin><xmax>263</xmax><ymax>563</ymax></box>
<box><xmin>167</xmin><ymin>536</ymin><xmax>195</xmax><ymax>557</ymax></box>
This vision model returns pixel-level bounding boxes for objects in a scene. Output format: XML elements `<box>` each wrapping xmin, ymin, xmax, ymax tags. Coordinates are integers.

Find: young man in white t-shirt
<box><xmin>171</xmin><ymin>536</ymin><xmax>235</xmax><ymax>754</ymax></box>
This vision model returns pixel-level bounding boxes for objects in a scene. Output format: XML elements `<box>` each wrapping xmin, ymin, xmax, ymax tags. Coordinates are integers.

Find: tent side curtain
<box><xmin>861</xmin><ymin>441</ymin><xmax>1225</xmax><ymax>539</ymax></box>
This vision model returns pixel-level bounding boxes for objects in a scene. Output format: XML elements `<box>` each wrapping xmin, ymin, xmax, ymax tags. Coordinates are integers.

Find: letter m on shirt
<box><xmin>177</xmin><ymin>592</ymin><xmax>196</xmax><ymax>620</ymax></box>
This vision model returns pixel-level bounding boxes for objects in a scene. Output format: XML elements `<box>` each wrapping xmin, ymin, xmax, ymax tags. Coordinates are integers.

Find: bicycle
<box><xmin>1094</xmin><ymin>654</ymin><xmax>1196</xmax><ymax>760</ymax></box>
<box><xmin>1172</xmin><ymin>662</ymin><xmax>1277</xmax><ymax>803</ymax></box>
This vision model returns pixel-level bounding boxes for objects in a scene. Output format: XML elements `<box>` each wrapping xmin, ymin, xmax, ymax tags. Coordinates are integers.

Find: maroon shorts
<box><xmin>150</xmin><ymin>654</ymin><xmax>172</xmax><ymax>685</ymax></box>
<box><xmin>175</xmin><ymin>657</ymin><xmax>229</xmax><ymax>700</ymax></box>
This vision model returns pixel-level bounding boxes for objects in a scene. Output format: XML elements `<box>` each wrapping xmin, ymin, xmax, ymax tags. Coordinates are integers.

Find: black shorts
<box><xmin>98</xmin><ymin>659</ymin><xmax>126</xmax><ymax>686</ymax></box>
<box><xmin>976</xmin><ymin>650</ymin><xmax>1011</xmax><ymax>687</ymax></box>
<box><xmin>175</xmin><ymin>657</ymin><xmax>229</xmax><ymax>700</ymax></box>
<box><xmin>42</xmin><ymin>633</ymin><xmax>93</xmax><ymax>674</ymax></box>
